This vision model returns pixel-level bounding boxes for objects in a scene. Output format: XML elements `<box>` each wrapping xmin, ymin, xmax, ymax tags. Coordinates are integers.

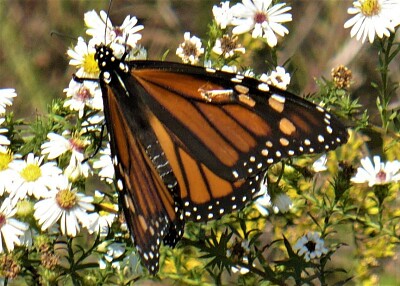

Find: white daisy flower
<box><xmin>312</xmin><ymin>154</ymin><xmax>328</xmax><ymax>173</ymax></box>
<box><xmin>213</xmin><ymin>1</ymin><xmax>234</xmax><ymax>29</ymax></box>
<box><xmin>351</xmin><ymin>155</ymin><xmax>400</xmax><ymax>186</ymax></box>
<box><xmin>34</xmin><ymin>177</ymin><xmax>94</xmax><ymax>237</ymax></box>
<box><xmin>176</xmin><ymin>32</ymin><xmax>204</xmax><ymax>65</ymax></box>
<box><xmin>98</xmin><ymin>242</ymin><xmax>128</xmax><ymax>270</ymax></box>
<box><xmin>0</xmin><ymin>198</ymin><xmax>29</xmax><ymax>253</ymax></box>
<box><xmin>0</xmin><ymin>118</ymin><xmax>10</xmax><ymax>146</ymax></box>
<box><xmin>212</xmin><ymin>34</ymin><xmax>245</xmax><ymax>58</ymax></box>
<box><xmin>93</xmin><ymin>145</ymin><xmax>114</xmax><ymax>184</ymax></box>
<box><xmin>63</xmin><ymin>79</ymin><xmax>103</xmax><ymax>118</ymax></box>
<box><xmin>85</xmin><ymin>10</ymin><xmax>144</xmax><ymax>57</ymax></box>
<box><xmin>41</xmin><ymin>132</ymin><xmax>91</xmax><ymax>179</ymax></box>
<box><xmin>260</xmin><ymin>66</ymin><xmax>291</xmax><ymax>90</ymax></box>
<box><xmin>0</xmin><ymin>148</ymin><xmax>15</xmax><ymax>195</ymax></box>
<box><xmin>65</xmin><ymin>153</ymin><xmax>91</xmax><ymax>180</ymax></box>
<box><xmin>344</xmin><ymin>0</ymin><xmax>399</xmax><ymax>44</ymax></box>
<box><xmin>67</xmin><ymin>37</ymin><xmax>99</xmax><ymax>78</ymax></box>
<box><xmin>104</xmin><ymin>242</ymin><xmax>125</xmax><ymax>262</ymax></box>
<box><xmin>391</xmin><ymin>3</ymin><xmax>400</xmax><ymax>26</ymax></box>
<box><xmin>243</xmin><ymin>69</ymin><xmax>255</xmax><ymax>78</ymax></box>
<box><xmin>0</xmin><ymin>88</ymin><xmax>17</xmax><ymax>114</ymax></box>
<box><xmin>294</xmin><ymin>232</ymin><xmax>329</xmax><ymax>262</ymax></box>
<box><xmin>41</xmin><ymin>132</ymin><xmax>73</xmax><ymax>159</ymax></box>
<box><xmin>86</xmin><ymin>211</ymin><xmax>116</xmax><ymax>238</ymax></box>
<box><xmin>19</xmin><ymin>228</ymin><xmax>35</xmax><ymax>249</ymax></box>
<box><xmin>272</xmin><ymin>192</ymin><xmax>292</xmax><ymax>213</ymax></box>
<box><xmin>8</xmin><ymin>153</ymin><xmax>62</xmax><ymax>202</ymax></box>
<box><xmin>231</xmin><ymin>0</ymin><xmax>292</xmax><ymax>47</ymax></box>
<box><xmin>82</xmin><ymin>114</ymin><xmax>105</xmax><ymax>132</ymax></box>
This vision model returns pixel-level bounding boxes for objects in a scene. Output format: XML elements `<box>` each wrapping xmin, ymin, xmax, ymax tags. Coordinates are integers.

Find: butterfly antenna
<box><xmin>50</xmin><ymin>31</ymin><xmax>77</xmax><ymax>41</ymax></box>
<box><xmin>121</xmin><ymin>34</ymin><xmax>131</xmax><ymax>61</ymax></box>
<box><xmin>104</xmin><ymin>0</ymin><xmax>113</xmax><ymax>44</ymax></box>
<box><xmin>82</xmin><ymin>123</ymin><xmax>106</xmax><ymax>163</ymax></box>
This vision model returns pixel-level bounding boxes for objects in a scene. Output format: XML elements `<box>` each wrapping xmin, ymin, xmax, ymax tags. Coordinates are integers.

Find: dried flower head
<box><xmin>212</xmin><ymin>34</ymin><xmax>245</xmax><ymax>58</ymax></box>
<box><xmin>176</xmin><ymin>32</ymin><xmax>204</xmax><ymax>65</ymax></box>
<box><xmin>331</xmin><ymin>65</ymin><xmax>352</xmax><ymax>89</ymax></box>
<box><xmin>41</xmin><ymin>252</ymin><xmax>59</xmax><ymax>270</ymax></box>
<box><xmin>0</xmin><ymin>254</ymin><xmax>21</xmax><ymax>279</ymax></box>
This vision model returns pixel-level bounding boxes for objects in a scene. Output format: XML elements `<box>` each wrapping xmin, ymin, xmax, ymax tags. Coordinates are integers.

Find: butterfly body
<box><xmin>94</xmin><ymin>44</ymin><xmax>348</xmax><ymax>274</ymax></box>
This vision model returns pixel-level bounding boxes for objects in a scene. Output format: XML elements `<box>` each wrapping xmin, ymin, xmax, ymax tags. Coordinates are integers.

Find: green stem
<box><xmin>377</xmin><ymin>31</ymin><xmax>398</xmax><ymax>131</ymax></box>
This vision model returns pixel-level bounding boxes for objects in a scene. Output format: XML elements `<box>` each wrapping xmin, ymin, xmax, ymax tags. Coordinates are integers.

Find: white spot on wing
<box><xmin>117</xmin><ymin>179</ymin><xmax>123</xmax><ymax>190</ymax></box>
<box><xmin>232</xmin><ymin>170</ymin><xmax>239</xmax><ymax>178</ymax></box>
<box><xmin>258</xmin><ymin>83</ymin><xmax>270</xmax><ymax>91</ymax></box>
<box><xmin>271</xmin><ymin>94</ymin><xmax>286</xmax><ymax>103</ymax></box>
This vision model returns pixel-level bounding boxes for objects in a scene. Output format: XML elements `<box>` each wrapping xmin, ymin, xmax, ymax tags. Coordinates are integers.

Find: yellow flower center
<box><xmin>0</xmin><ymin>150</ymin><xmax>13</xmax><ymax>171</ymax></box>
<box><xmin>20</xmin><ymin>163</ymin><xmax>41</xmax><ymax>182</ymax></box>
<box><xmin>56</xmin><ymin>189</ymin><xmax>77</xmax><ymax>210</ymax></box>
<box><xmin>360</xmin><ymin>0</ymin><xmax>380</xmax><ymax>16</ymax></box>
<box><xmin>83</xmin><ymin>53</ymin><xmax>100</xmax><ymax>75</ymax></box>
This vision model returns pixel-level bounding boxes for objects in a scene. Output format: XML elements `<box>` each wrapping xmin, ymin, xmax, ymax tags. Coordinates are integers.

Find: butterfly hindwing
<box><xmin>101</xmin><ymin>83</ymin><xmax>184</xmax><ymax>274</ymax></box>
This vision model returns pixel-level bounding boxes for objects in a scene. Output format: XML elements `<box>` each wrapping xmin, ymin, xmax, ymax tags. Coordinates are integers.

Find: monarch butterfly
<box><xmin>87</xmin><ymin>43</ymin><xmax>348</xmax><ymax>274</ymax></box>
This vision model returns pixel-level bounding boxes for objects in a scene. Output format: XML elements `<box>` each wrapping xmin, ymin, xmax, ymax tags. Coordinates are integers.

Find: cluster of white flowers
<box><xmin>0</xmin><ymin>108</ymin><xmax>98</xmax><ymax>249</ymax></box>
<box><xmin>176</xmin><ymin>1</ymin><xmax>294</xmax><ymax>92</ymax></box>
<box><xmin>213</xmin><ymin>0</ymin><xmax>292</xmax><ymax>47</ymax></box>
<box><xmin>176</xmin><ymin>0</ymin><xmax>292</xmax><ymax>71</ymax></box>
<box><xmin>0</xmin><ymin>89</ymin><xmax>29</xmax><ymax>253</ymax></box>
<box><xmin>0</xmin><ymin>9</ymin><xmax>147</xmax><ymax>252</ymax></box>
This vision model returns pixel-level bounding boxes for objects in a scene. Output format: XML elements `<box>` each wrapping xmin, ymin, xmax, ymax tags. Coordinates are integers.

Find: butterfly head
<box><xmin>94</xmin><ymin>44</ymin><xmax>129</xmax><ymax>78</ymax></box>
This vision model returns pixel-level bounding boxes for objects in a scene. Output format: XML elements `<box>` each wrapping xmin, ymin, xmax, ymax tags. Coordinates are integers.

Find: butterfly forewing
<box><xmin>127</xmin><ymin>61</ymin><xmax>348</xmax><ymax>181</ymax></box>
